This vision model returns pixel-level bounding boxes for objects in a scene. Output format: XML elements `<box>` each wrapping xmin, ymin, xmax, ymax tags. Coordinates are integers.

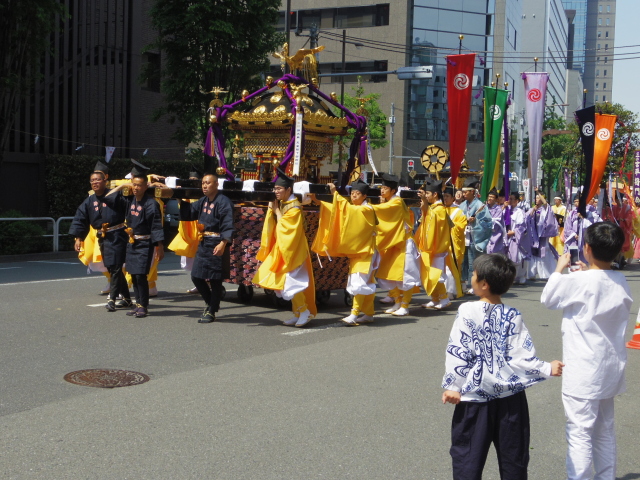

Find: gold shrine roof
<box><xmin>228</xmin><ymin>89</ymin><xmax>349</xmax><ymax>136</ymax></box>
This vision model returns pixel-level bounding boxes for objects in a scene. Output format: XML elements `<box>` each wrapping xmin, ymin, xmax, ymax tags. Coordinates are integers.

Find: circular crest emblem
<box><xmin>453</xmin><ymin>73</ymin><xmax>470</xmax><ymax>90</ymax></box>
<box><xmin>489</xmin><ymin>105</ymin><xmax>502</xmax><ymax>121</ymax></box>
<box><xmin>527</xmin><ymin>88</ymin><xmax>542</xmax><ymax>102</ymax></box>
<box><xmin>582</xmin><ymin>122</ymin><xmax>594</xmax><ymax>136</ymax></box>
<box><xmin>597</xmin><ymin>128</ymin><xmax>611</xmax><ymax>141</ymax></box>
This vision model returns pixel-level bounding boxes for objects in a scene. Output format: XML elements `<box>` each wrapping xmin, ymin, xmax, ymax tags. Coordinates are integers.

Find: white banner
<box><xmin>105</xmin><ymin>146</ymin><xmax>116</xmax><ymax>163</ymax></box>
<box><xmin>293</xmin><ymin>110</ymin><xmax>303</xmax><ymax>175</ymax></box>
<box><xmin>366</xmin><ymin>139</ymin><xmax>378</xmax><ymax>175</ymax></box>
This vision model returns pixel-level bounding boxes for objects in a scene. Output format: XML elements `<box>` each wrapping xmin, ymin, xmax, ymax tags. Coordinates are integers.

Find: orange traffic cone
<box><xmin>627</xmin><ymin>316</ymin><xmax>640</xmax><ymax>349</ymax></box>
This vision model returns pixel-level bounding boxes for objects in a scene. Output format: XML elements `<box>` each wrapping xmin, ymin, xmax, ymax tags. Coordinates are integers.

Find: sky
<box><xmin>611</xmin><ymin>0</ymin><xmax>640</xmax><ymax>116</ymax></box>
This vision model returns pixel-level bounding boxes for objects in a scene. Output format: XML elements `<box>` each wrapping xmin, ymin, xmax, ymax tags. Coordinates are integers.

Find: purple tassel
<box><xmin>479</xmin><ymin>57</ymin><xmax>486</xmax><ymax>66</ymax></box>
<box><xmin>447</xmin><ymin>58</ymin><xmax>457</xmax><ymax>67</ymax></box>
<box><xmin>521</xmin><ymin>72</ymin><xmax>527</xmax><ymax>80</ymax></box>
<box><xmin>474</xmin><ymin>90</ymin><xmax>482</xmax><ymax>100</ymax></box>
<box><xmin>507</xmin><ymin>94</ymin><xmax>512</xmax><ymax>106</ymax></box>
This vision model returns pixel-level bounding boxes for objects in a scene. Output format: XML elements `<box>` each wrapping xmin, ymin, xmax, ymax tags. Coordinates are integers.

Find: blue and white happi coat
<box><xmin>442</xmin><ymin>301</ymin><xmax>552</xmax><ymax>402</ymax></box>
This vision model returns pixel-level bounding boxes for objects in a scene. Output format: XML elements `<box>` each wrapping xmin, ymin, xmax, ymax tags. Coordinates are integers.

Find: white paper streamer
<box><xmin>105</xmin><ymin>146</ymin><xmax>116</xmax><ymax>163</ymax></box>
<box><xmin>293</xmin><ymin>109</ymin><xmax>303</xmax><ymax>175</ymax></box>
<box><xmin>366</xmin><ymin>139</ymin><xmax>378</xmax><ymax>175</ymax></box>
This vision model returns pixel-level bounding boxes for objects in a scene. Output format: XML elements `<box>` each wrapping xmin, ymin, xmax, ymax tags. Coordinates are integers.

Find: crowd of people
<box><xmin>69</xmin><ymin>159</ymin><xmax>635</xmax><ymax>479</ymax></box>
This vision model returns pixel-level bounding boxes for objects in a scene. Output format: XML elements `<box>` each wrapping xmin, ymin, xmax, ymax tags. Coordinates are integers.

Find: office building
<box><xmin>276</xmin><ymin>0</ymin><xmax>524</xmax><ymax>179</ymax></box>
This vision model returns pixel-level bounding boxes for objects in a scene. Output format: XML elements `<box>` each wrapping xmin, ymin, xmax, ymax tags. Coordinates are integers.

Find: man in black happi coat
<box><xmin>179</xmin><ymin>171</ymin><xmax>235</xmax><ymax>323</ymax></box>
<box><xmin>69</xmin><ymin>160</ymin><xmax>131</xmax><ymax>311</ymax></box>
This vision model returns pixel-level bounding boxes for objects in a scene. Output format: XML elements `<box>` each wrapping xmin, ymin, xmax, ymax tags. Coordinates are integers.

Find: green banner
<box><xmin>481</xmin><ymin>87</ymin><xmax>509</xmax><ymax>200</ymax></box>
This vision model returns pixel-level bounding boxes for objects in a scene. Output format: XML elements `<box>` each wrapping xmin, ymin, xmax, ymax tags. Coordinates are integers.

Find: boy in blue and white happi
<box><xmin>442</xmin><ymin>254</ymin><xmax>563</xmax><ymax>480</ymax></box>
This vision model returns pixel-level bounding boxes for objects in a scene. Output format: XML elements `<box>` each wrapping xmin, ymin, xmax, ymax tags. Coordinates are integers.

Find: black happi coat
<box><xmin>103</xmin><ymin>194</ymin><xmax>164</xmax><ymax>275</ymax></box>
<box><xmin>68</xmin><ymin>189</ymin><xmax>128</xmax><ymax>267</ymax></box>
<box><xmin>179</xmin><ymin>193</ymin><xmax>235</xmax><ymax>280</ymax></box>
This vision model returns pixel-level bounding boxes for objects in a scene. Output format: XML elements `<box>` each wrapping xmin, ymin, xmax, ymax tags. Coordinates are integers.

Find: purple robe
<box><xmin>506</xmin><ymin>206</ymin><xmax>531</xmax><ymax>263</ymax></box>
<box><xmin>526</xmin><ymin>204</ymin><xmax>559</xmax><ymax>259</ymax></box>
<box><xmin>563</xmin><ymin>206</ymin><xmax>601</xmax><ymax>263</ymax></box>
<box><xmin>486</xmin><ymin>203</ymin><xmax>507</xmax><ymax>254</ymax></box>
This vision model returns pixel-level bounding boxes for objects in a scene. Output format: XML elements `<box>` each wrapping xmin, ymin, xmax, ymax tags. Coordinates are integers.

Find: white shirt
<box><xmin>442</xmin><ymin>301</ymin><xmax>552</xmax><ymax>402</ymax></box>
<box><xmin>541</xmin><ymin>270</ymin><xmax>632</xmax><ymax>399</ymax></box>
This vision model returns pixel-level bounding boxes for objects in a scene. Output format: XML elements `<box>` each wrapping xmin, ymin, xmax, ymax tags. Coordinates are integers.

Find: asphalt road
<box><xmin>1</xmin><ymin>253</ymin><xmax>639</xmax><ymax>479</ymax></box>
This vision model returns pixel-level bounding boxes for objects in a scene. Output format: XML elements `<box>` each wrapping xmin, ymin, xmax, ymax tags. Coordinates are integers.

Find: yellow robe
<box><xmin>168</xmin><ymin>199</ymin><xmax>199</xmax><ymax>258</ymax></box>
<box><xmin>372</xmin><ymin>196</ymin><xmax>412</xmax><ymax>282</ymax></box>
<box><xmin>551</xmin><ymin>204</ymin><xmax>566</xmax><ymax>254</ymax></box>
<box><xmin>253</xmin><ymin>199</ymin><xmax>317</xmax><ymax>316</ymax></box>
<box><xmin>312</xmin><ymin>192</ymin><xmax>376</xmax><ymax>275</ymax></box>
<box><xmin>414</xmin><ymin>202</ymin><xmax>461</xmax><ymax>297</ymax></box>
<box><xmin>447</xmin><ymin>205</ymin><xmax>467</xmax><ymax>270</ymax></box>
<box><xmin>78</xmin><ymin>226</ymin><xmax>103</xmax><ymax>266</ymax></box>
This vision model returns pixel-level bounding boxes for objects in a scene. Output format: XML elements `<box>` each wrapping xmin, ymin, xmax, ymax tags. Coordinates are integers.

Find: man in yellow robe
<box><xmin>415</xmin><ymin>181</ymin><xmax>461</xmax><ymax>310</ymax></box>
<box><xmin>373</xmin><ymin>173</ymin><xmax>421</xmax><ymax>316</ymax></box>
<box><xmin>253</xmin><ymin>170</ymin><xmax>316</xmax><ymax>327</ymax></box>
<box><xmin>312</xmin><ymin>180</ymin><xmax>378</xmax><ymax>326</ymax></box>
<box><xmin>551</xmin><ymin>196</ymin><xmax>566</xmax><ymax>254</ymax></box>
<box><xmin>443</xmin><ymin>185</ymin><xmax>467</xmax><ymax>299</ymax></box>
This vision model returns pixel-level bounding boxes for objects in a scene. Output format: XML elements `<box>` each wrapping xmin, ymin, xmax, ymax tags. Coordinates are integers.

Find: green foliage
<box><xmin>142</xmin><ymin>0</ymin><xmax>284</xmax><ymax>146</ymax></box>
<box><xmin>44</xmin><ymin>155</ymin><xmax>195</xmax><ymax>218</ymax></box>
<box><xmin>331</xmin><ymin>79</ymin><xmax>388</xmax><ymax>164</ymax></box>
<box><xmin>0</xmin><ymin>0</ymin><xmax>68</xmax><ymax>168</ymax></box>
<box><xmin>540</xmin><ymin>109</ymin><xmax>576</xmax><ymax>195</ymax></box>
<box><xmin>539</xmin><ymin>102</ymin><xmax>640</xmax><ymax>196</ymax></box>
<box><xmin>596</xmin><ymin>102</ymin><xmax>640</xmax><ymax>175</ymax></box>
<box><xmin>0</xmin><ymin>210</ymin><xmax>49</xmax><ymax>255</ymax></box>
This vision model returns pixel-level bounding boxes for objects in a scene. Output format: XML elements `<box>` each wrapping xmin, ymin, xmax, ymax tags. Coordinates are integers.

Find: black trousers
<box><xmin>107</xmin><ymin>264</ymin><xmax>130</xmax><ymax>301</ymax></box>
<box><xmin>450</xmin><ymin>391</ymin><xmax>530</xmax><ymax>480</ymax></box>
<box><xmin>191</xmin><ymin>277</ymin><xmax>223</xmax><ymax>313</ymax></box>
<box><xmin>131</xmin><ymin>274</ymin><xmax>149</xmax><ymax>308</ymax></box>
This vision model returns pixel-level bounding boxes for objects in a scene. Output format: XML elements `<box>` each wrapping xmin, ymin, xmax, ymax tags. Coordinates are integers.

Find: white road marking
<box><xmin>0</xmin><ymin>267</ymin><xmax>22</xmax><ymax>270</ymax></box>
<box><xmin>282</xmin><ymin>322</ymin><xmax>345</xmax><ymax>336</ymax></box>
<box><xmin>87</xmin><ymin>288</ymin><xmax>240</xmax><ymax>307</ymax></box>
<box><xmin>27</xmin><ymin>260</ymin><xmax>80</xmax><ymax>265</ymax></box>
<box><xmin>0</xmin><ymin>277</ymin><xmax>101</xmax><ymax>286</ymax></box>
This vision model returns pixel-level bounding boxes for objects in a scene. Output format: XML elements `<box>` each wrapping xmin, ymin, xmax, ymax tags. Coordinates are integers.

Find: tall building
<box><xmin>583</xmin><ymin>0</ymin><xmax>615</xmax><ymax>104</ymax></box>
<box><xmin>520</xmin><ymin>0</ymin><xmax>570</xmax><ymax>118</ymax></box>
<box><xmin>563</xmin><ymin>0</ymin><xmax>616</xmax><ymax>106</ymax></box>
<box><xmin>275</xmin><ymin>0</ymin><xmax>524</xmax><ymax>180</ymax></box>
<box><xmin>562</xmin><ymin>0</ymin><xmax>588</xmax><ymax>73</ymax></box>
<box><xmin>5</xmin><ymin>1</ymin><xmax>181</xmax><ymax>165</ymax></box>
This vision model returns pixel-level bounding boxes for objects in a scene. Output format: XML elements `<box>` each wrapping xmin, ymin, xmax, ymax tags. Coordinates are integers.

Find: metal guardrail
<box><xmin>55</xmin><ymin>217</ymin><xmax>75</xmax><ymax>252</ymax></box>
<box><xmin>0</xmin><ymin>216</ymin><xmax>75</xmax><ymax>252</ymax></box>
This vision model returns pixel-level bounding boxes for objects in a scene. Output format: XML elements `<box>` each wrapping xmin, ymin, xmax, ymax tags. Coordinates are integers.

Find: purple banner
<box><xmin>634</xmin><ymin>150</ymin><xmax>640</xmax><ymax>205</ymax></box>
<box><xmin>523</xmin><ymin>72</ymin><xmax>549</xmax><ymax>190</ymax></box>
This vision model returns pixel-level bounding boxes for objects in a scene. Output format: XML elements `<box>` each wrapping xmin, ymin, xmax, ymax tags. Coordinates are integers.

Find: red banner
<box><xmin>587</xmin><ymin>113</ymin><xmax>617</xmax><ymax>202</ymax></box>
<box><xmin>446</xmin><ymin>53</ymin><xmax>476</xmax><ymax>183</ymax></box>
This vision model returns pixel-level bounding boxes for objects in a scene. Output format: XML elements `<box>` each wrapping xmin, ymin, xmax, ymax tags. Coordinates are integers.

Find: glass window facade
<box><xmin>408</xmin><ymin>1</ymin><xmax>494</xmax><ymax>142</ymax></box>
<box><xmin>562</xmin><ymin>1</ymin><xmax>587</xmax><ymax>73</ymax></box>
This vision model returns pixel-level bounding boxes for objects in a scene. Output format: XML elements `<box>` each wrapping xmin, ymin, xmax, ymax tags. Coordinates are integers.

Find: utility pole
<box><xmin>388</xmin><ymin>103</ymin><xmax>395</xmax><ymax>175</ymax></box>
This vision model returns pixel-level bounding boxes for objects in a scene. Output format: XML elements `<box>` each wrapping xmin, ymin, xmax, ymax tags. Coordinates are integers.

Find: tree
<box><xmin>540</xmin><ymin>108</ymin><xmax>576</xmax><ymax>197</ymax></box>
<box><xmin>332</xmin><ymin>78</ymin><xmax>388</xmax><ymax>165</ymax></box>
<box><xmin>541</xmin><ymin>102</ymin><xmax>640</xmax><ymax>198</ymax></box>
<box><xmin>143</xmin><ymin>0</ymin><xmax>284</xmax><ymax>147</ymax></box>
<box><xmin>0</xmin><ymin>0</ymin><xmax>67</xmax><ymax>168</ymax></box>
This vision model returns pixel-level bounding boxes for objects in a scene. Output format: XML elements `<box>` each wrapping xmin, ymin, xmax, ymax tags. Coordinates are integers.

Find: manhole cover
<box><xmin>63</xmin><ymin>369</ymin><xmax>150</xmax><ymax>388</ymax></box>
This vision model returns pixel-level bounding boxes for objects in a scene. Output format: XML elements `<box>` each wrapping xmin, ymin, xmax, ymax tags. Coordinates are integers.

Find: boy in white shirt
<box><xmin>541</xmin><ymin>221</ymin><xmax>632</xmax><ymax>480</ymax></box>
<box><xmin>443</xmin><ymin>254</ymin><xmax>563</xmax><ymax>479</ymax></box>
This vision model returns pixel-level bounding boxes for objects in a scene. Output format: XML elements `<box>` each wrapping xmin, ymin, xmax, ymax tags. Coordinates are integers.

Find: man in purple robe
<box><xmin>526</xmin><ymin>192</ymin><xmax>559</xmax><ymax>279</ymax></box>
<box><xmin>563</xmin><ymin>194</ymin><xmax>602</xmax><ymax>264</ymax></box>
<box><xmin>505</xmin><ymin>193</ymin><xmax>531</xmax><ymax>284</ymax></box>
<box><xmin>485</xmin><ymin>188</ymin><xmax>507</xmax><ymax>255</ymax></box>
